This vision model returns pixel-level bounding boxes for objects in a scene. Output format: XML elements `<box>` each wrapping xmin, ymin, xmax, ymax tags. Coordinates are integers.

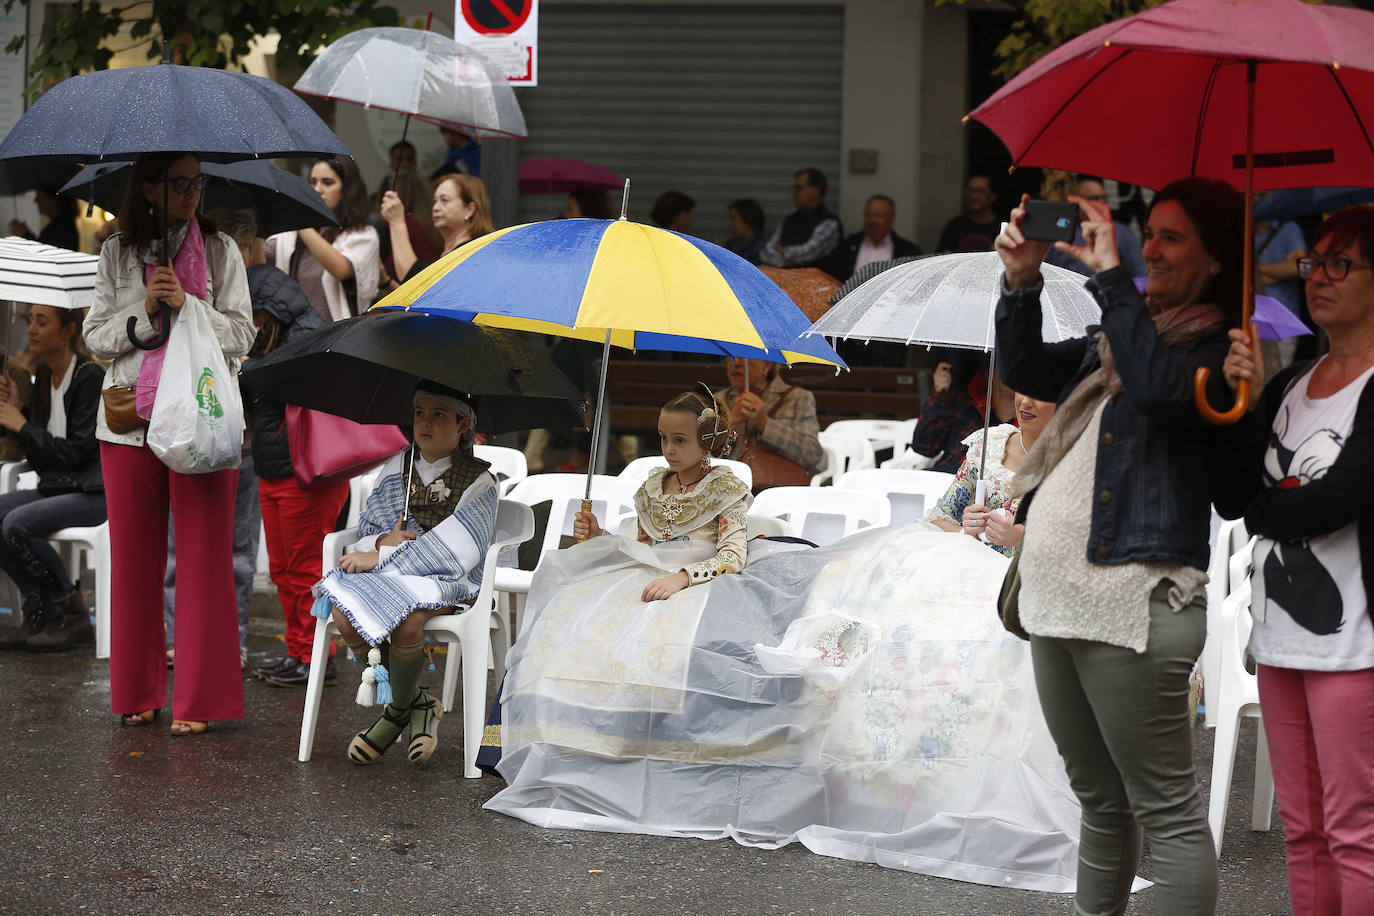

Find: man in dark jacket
<box><xmin>759</xmin><ymin>167</ymin><xmax>843</xmax><ymax>268</ymax></box>
<box><xmin>823</xmin><ymin>194</ymin><xmax>922</xmax><ymax>282</ymax></box>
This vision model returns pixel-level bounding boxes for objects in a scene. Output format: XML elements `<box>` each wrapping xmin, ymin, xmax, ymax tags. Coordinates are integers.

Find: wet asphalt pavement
<box><xmin>0</xmin><ymin>627</ymin><xmax>1292</xmax><ymax>916</ymax></box>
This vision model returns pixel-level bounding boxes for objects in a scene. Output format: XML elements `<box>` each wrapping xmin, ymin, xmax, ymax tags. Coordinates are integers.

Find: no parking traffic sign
<box><xmin>455</xmin><ymin>0</ymin><xmax>539</xmax><ymax>85</ymax></box>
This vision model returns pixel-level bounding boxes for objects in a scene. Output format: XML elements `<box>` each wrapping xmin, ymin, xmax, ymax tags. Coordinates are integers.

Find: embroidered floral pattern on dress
<box><xmin>633</xmin><ymin>467</ymin><xmax>752</xmax><ymax>586</ymax></box>
<box><xmin>815</xmin><ymin>620</ymin><xmax>871</xmax><ymax>667</ymax></box>
<box><xmin>926</xmin><ymin>424</ymin><xmax>1022</xmax><ymax>557</ymax></box>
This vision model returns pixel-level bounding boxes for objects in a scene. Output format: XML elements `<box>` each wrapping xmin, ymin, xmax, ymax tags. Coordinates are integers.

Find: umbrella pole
<box><xmin>1193</xmin><ymin>59</ymin><xmax>1256</xmax><ymax>425</ymax></box>
<box><xmin>403</xmin><ymin>442</ymin><xmax>416</xmax><ymax>530</ymax></box>
<box><xmin>579</xmin><ymin>328</ymin><xmax>614</xmax><ymax>538</ymax></box>
<box><xmin>976</xmin><ymin>348</ymin><xmax>995</xmax><ymax>511</ymax></box>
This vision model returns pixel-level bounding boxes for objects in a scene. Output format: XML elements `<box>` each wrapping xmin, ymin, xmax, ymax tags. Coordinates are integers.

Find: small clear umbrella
<box><xmin>809</xmin><ymin>251</ymin><xmax>1101</xmax><ymax>500</ymax></box>
<box><xmin>295</xmin><ymin>24</ymin><xmax>527</xmax><ymax>189</ymax></box>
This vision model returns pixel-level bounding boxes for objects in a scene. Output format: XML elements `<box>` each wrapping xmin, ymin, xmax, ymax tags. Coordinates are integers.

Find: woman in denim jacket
<box><xmin>994</xmin><ymin>178</ymin><xmax>1243</xmax><ymax>916</ymax></box>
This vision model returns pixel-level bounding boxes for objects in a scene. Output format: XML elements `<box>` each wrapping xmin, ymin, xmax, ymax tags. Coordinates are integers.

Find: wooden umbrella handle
<box><xmin>1193</xmin><ymin>367</ymin><xmax>1248</xmax><ymax>425</ymax></box>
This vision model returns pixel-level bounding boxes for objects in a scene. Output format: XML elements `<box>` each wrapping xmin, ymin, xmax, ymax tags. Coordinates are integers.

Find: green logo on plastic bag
<box><xmin>196</xmin><ymin>368</ymin><xmax>223</xmax><ymax>419</ymax></box>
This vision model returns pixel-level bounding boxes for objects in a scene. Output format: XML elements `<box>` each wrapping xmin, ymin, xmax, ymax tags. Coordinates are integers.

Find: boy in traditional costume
<box><xmin>312</xmin><ymin>387</ymin><xmax>497</xmax><ymax>765</ymax></box>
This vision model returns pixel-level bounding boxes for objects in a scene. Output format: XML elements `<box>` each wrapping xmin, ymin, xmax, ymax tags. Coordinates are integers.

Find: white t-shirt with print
<box><xmin>1250</xmin><ymin>360</ymin><xmax>1374</xmax><ymax>671</ymax></box>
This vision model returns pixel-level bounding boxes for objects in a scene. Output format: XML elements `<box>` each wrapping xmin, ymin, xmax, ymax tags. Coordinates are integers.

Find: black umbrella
<box><xmin>0</xmin><ymin>44</ymin><xmax>348</xmax><ymax>350</ymax></box>
<box><xmin>0</xmin><ymin>160</ymin><xmax>81</xmax><ymax>197</ymax></box>
<box><xmin>830</xmin><ymin>255</ymin><xmax>926</xmax><ymax>303</ymax></box>
<box><xmin>60</xmin><ymin>159</ymin><xmax>339</xmax><ymax>236</ymax></box>
<box><xmin>240</xmin><ymin>311</ymin><xmax>588</xmax><ymax>434</ymax></box>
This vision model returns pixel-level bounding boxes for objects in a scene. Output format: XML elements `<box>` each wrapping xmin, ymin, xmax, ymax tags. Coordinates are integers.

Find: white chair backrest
<box><xmin>834</xmin><ymin>468</ymin><xmax>955</xmax><ymax>527</ymax></box>
<box><xmin>505</xmin><ymin>473</ymin><xmax>638</xmax><ymax>558</ymax></box>
<box><xmin>746</xmin><ymin>514</ymin><xmax>796</xmax><ymax>539</ymax></box>
<box><xmin>816</xmin><ymin>430</ymin><xmax>876</xmax><ymax>482</ymax></box>
<box><xmin>475</xmin><ymin>444</ymin><xmax>529</xmax><ymax>494</ymax></box>
<box><xmin>824</xmin><ymin>418</ymin><xmax>917</xmax><ymax>457</ymax></box>
<box><xmin>344</xmin><ymin>466</ymin><xmax>384</xmax><ymax>532</ymax></box>
<box><xmin>619</xmin><ymin>455</ymin><xmax>753</xmax><ymax>492</ymax></box>
<box><xmin>749</xmin><ymin>485</ymin><xmax>888</xmax><ymax>546</ymax></box>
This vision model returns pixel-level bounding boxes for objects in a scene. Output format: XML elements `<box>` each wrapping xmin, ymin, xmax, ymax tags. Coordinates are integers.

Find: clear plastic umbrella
<box><xmin>808</xmin><ymin>251</ymin><xmax>1101</xmax><ymax>495</ymax></box>
<box><xmin>293</xmin><ymin>26</ymin><xmax>527</xmax><ymax>141</ymax></box>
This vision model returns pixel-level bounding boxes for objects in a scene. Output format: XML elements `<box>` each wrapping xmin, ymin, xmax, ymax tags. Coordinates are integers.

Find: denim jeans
<box><xmin>0</xmin><ymin>487</ymin><xmax>108</xmax><ymax>603</ymax></box>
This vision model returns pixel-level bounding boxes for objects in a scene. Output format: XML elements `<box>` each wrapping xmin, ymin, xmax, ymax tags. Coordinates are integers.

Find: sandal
<box><xmin>407</xmin><ymin>692</ymin><xmax>445</xmax><ymax>764</ymax></box>
<box><xmin>170</xmin><ymin>719</ymin><xmax>207</xmax><ymax>736</ymax></box>
<box><xmin>347</xmin><ymin>704</ymin><xmax>409</xmax><ymax>765</ymax></box>
<box><xmin>120</xmin><ymin>708</ymin><xmax>160</xmax><ymax>727</ymax></box>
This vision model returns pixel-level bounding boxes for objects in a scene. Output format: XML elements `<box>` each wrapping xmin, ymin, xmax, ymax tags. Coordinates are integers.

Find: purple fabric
<box><xmin>136</xmin><ymin>221</ymin><xmax>208</xmax><ymax>420</ymax></box>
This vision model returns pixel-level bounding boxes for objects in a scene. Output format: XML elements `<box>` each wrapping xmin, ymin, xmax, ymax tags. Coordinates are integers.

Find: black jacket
<box><xmin>997</xmin><ymin>266</ymin><xmax>1234</xmax><ymax>571</ymax></box>
<box><xmin>23</xmin><ymin>353</ymin><xmax>104</xmax><ymax>494</ymax></box>
<box><xmin>822</xmin><ymin>231</ymin><xmax>922</xmax><ymax>282</ymax></box>
<box><xmin>247</xmin><ymin>264</ymin><xmax>328</xmax><ymax>480</ymax></box>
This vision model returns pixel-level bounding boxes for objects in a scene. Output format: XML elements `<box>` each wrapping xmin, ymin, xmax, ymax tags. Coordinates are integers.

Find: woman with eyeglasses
<box><xmin>267</xmin><ymin>158</ymin><xmax>380</xmax><ymax>319</ymax></box>
<box><xmin>84</xmin><ymin>152</ymin><xmax>255</xmax><ymax>736</ymax></box>
<box><xmin>1219</xmin><ymin>204</ymin><xmax>1374</xmax><ymax>916</ymax></box>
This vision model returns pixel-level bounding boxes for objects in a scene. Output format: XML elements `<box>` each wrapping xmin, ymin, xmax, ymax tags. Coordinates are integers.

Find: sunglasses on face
<box><xmin>155</xmin><ymin>175</ymin><xmax>210</xmax><ymax>195</ymax></box>
<box><xmin>1298</xmin><ymin>253</ymin><xmax>1372</xmax><ymax>282</ymax></box>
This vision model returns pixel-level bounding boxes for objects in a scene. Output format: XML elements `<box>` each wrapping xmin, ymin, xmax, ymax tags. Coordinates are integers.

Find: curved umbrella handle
<box><xmin>127</xmin><ymin>303</ymin><xmax>172</xmax><ymax>350</ymax></box>
<box><xmin>1193</xmin><ymin>367</ymin><xmax>1248</xmax><ymax>426</ymax></box>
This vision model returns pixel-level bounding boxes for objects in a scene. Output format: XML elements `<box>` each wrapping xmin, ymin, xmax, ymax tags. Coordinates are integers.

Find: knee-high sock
<box><xmin>386</xmin><ymin>639</ymin><xmax>426</xmax><ymax>711</ymax></box>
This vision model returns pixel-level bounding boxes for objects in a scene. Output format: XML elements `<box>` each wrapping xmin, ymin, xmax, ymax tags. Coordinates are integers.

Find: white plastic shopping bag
<box><xmin>146</xmin><ymin>301</ymin><xmax>244</xmax><ymax>474</ymax></box>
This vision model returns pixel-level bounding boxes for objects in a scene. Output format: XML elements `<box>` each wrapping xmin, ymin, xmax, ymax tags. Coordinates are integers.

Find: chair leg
<box><xmin>490</xmin><ymin>612</ymin><xmax>510</xmax><ymax>682</ymax></box>
<box><xmin>1252</xmin><ymin>718</ymin><xmax>1275</xmax><ymax>832</ymax></box>
<box><xmin>440</xmin><ymin>639</ymin><xmax>461</xmax><ymax>714</ymax></box>
<box><xmin>94</xmin><ymin>528</ymin><xmax>111</xmax><ymax>660</ymax></box>
<box><xmin>297</xmin><ymin>618</ymin><xmax>333</xmax><ymax>763</ymax></box>
<box><xmin>1208</xmin><ymin>710</ymin><xmax>1242</xmax><ymax>854</ymax></box>
<box><xmin>460</xmin><ymin>624</ymin><xmax>488</xmax><ymax>779</ymax></box>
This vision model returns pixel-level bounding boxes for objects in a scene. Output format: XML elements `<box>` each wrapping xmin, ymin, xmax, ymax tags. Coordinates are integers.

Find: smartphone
<box><xmin>1021</xmin><ymin>200</ymin><xmax>1080</xmax><ymax>243</ymax></box>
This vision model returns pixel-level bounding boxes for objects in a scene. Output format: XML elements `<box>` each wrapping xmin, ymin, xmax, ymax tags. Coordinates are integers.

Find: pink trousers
<box><xmin>1258</xmin><ymin>663</ymin><xmax>1374</xmax><ymax>916</ymax></box>
<box><xmin>102</xmin><ymin>442</ymin><xmax>243</xmax><ymax>722</ymax></box>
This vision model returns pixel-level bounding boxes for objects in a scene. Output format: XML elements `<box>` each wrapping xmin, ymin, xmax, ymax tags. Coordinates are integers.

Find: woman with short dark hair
<box><xmin>1220</xmin><ymin>203</ymin><xmax>1374</xmax><ymax>916</ymax></box>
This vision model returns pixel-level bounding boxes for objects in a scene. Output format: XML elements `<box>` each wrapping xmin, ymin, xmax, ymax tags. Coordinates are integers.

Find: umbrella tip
<box><xmin>961</xmin><ymin>115</ymin><xmax>969</xmax><ymax>123</ymax></box>
<box><xmin>618</xmin><ymin>179</ymin><xmax>630</xmax><ymax>221</ymax></box>
<box><xmin>161</xmin><ymin>40</ymin><xmax>171</xmax><ymax>64</ymax></box>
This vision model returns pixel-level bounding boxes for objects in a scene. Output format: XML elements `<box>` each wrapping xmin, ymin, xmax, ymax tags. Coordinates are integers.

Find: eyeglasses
<box><xmin>156</xmin><ymin>175</ymin><xmax>210</xmax><ymax>195</ymax></box>
<box><xmin>1297</xmin><ymin>253</ymin><xmax>1373</xmax><ymax>281</ymax></box>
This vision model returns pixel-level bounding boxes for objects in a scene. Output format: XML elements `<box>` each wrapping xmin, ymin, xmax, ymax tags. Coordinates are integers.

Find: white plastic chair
<box><xmin>880</xmin><ymin>447</ymin><xmax>936</xmax><ymax>471</ymax></box>
<box><xmin>618</xmin><ymin>455</ymin><xmax>753</xmax><ymax>492</ymax></box>
<box><xmin>0</xmin><ymin>460</ymin><xmax>110</xmax><ymax>658</ymax></box>
<box><xmin>812</xmin><ymin>431</ymin><xmax>876</xmax><ymax>486</ymax></box>
<box><xmin>474</xmin><ymin>444</ymin><xmax>528</xmax><ymax>495</ymax></box>
<box><xmin>749</xmin><ymin>486</ymin><xmax>888</xmax><ymax>546</ymax></box>
<box><xmin>824</xmin><ymin>418</ymin><xmax>917</xmax><ymax>459</ymax></box>
<box><xmin>497</xmin><ymin>473</ymin><xmax>638</xmax><ymax>635</ymax></box>
<box><xmin>834</xmin><ymin>468</ymin><xmax>956</xmax><ymax>527</ymax></box>
<box><xmin>298</xmin><ymin>498</ymin><xmax>536</xmax><ymax>777</ymax></box>
<box><xmin>1207</xmin><ymin>540</ymin><xmax>1275</xmax><ymax>854</ymax></box>
<box><xmin>745</xmin><ymin>514</ymin><xmax>796</xmax><ymax>539</ymax></box>
<box><xmin>1202</xmin><ymin>516</ymin><xmax>1251</xmax><ymax>728</ymax></box>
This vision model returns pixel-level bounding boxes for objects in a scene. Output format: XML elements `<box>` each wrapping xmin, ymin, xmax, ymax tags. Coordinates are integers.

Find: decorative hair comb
<box><xmin>695</xmin><ymin>381</ymin><xmax>725</xmax><ymax>444</ymax></box>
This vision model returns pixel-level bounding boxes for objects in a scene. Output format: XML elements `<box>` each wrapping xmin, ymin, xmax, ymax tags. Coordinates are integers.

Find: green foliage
<box><xmin>938</xmin><ymin>0</ymin><xmax>1171</xmax><ymax>77</ymax></box>
<box><xmin>1</xmin><ymin>0</ymin><xmax>400</xmax><ymax>99</ymax></box>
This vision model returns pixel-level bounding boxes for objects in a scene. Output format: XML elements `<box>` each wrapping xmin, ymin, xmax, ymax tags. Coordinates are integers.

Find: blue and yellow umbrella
<box><xmin>374</xmin><ymin>214</ymin><xmax>844</xmax><ymax>505</ymax></box>
<box><xmin>374</xmin><ymin>217</ymin><xmax>845</xmax><ymax>367</ymax></box>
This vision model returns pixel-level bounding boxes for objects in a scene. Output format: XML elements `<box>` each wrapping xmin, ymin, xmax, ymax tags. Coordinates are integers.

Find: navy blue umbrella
<box><xmin>60</xmin><ymin>159</ymin><xmax>339</xmax><ymax>236</ymax></box>
<box><xmin>1253</xmin><ymin>188</ymin><xmax>1374</xmax><ymax>223</ymax></box>
<box><xmin>0</xmin><ymin>48</ymin><xmax>349</xmax><ymax>349</ymax></box>
<box><xmin>0</xmin><ymin>59</ymin><xmax>347</xmax><ymax>165</ymax></box>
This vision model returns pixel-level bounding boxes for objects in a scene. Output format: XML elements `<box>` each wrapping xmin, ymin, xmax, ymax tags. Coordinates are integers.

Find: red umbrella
<box><xmin>967</xmin><ymin>0</ymin><xmax>1374</xmax><ymax>423</ymax></box>
<box><xmin>518</xmin><ymin>157</ymin><xmax>623</xmax><ymax>195</ymax></box>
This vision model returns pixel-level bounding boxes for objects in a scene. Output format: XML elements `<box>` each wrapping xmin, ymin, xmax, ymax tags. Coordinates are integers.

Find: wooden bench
<box><xmin>604</xmin><ymin>358</ymin><xmax>934</xmax><ymax>437</ymax></box>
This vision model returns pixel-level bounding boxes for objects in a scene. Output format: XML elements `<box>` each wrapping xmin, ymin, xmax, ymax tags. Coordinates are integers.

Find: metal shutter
<box><xmin>513</xmin><ymin>3</ymin><xmax>845</xmax><ymax>243</ymax></box>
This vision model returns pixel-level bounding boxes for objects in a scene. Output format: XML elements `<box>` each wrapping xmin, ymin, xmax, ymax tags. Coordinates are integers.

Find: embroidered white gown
<box><xmin>486</xmin><ymin>485</ymin><xmax>1083</xmax><ymax>891</ymax></box>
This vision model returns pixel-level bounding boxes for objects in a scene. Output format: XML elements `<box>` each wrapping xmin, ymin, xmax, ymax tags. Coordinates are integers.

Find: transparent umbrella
<box><xmin>808</xmin><ymin>251</ymin><xmax>1100</xmax><ymax>491</ymax></box>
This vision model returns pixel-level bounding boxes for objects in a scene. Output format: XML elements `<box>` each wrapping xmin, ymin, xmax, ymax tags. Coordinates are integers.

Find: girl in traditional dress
<box><xmin>485</xmin><ymin>390</ymin><xmax>1086</xmax><ymax>892</ymax></box>
<box><xmin>312</xmin><ymin>388</ymin><xmax>498</xmax><ymax>765</ymax></box>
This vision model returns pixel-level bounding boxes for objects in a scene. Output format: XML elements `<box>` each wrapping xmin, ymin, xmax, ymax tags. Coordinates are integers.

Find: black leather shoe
<box><xmin>253</xmin><ymin>655</ymin><xmax>298</xmax><ymax>681</ymax></box>
<box><xmin>0</xmin><ymin>594</ymin><xmax>50</xmax><ymax>650</ymax></box>
<box><xmin>265</xmin><ymin>656</ymin><xmax>337</xmax><ymax>688</ymax></box>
